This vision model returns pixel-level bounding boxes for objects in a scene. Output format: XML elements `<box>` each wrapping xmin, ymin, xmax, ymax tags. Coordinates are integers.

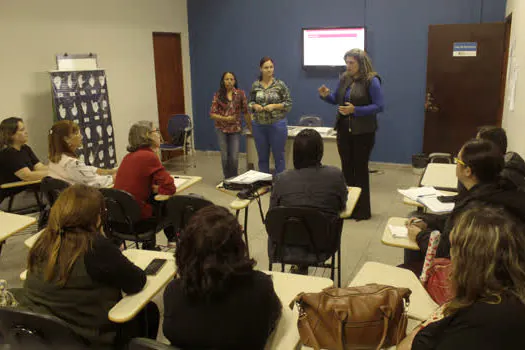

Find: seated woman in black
<box><xmin>405</xmin><ymin>139</ymin><xmax>525</xmax><ymax>271</ymax></box>
<box><xmin>0</xmin><ymin>117</ymin><xmax>48</xmax><ymax>184</ymax></box>
<box><xmin>163</xmin><ymin>205</ymin><xmax>282</xmax><ymax>350</ymax></box>
<box><xmin>14</xmin><ymin>184</ymin><xmax>159</xmax><ymax>349</ymax></box>
<box><xmin>398</xmin><ymin>206</ymin><xmax>525</xmax><ymax>350</ymax></box>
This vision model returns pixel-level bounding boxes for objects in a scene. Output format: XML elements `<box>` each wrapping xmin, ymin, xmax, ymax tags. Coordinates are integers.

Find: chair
<box><xmin>40</xmin><ymin>177</ymin><xmax>69</xmax><ymax>207</ymax></box>
<box><xmin>99</xmin><ymin>188</ymin><xmax>162</xmax><ymax>249</ymax></box>
<box><xmin>38</xmin><ymin>177</ymin><xmax>70</xmax><ymax>229</ymax></box>
<box><xmin>165</xmin><ymin>195</ymin><xmax>213</xmax><ymax>241</ymax></box>
<box><xmin>265</xmin><ymin>207</ymin><xmax>343</xmax><ymax>287</ymax></box>
<box><xmin>0</xmin><ymin>307</ymin><xmax>89</xmax><ymax>349</ymax></box>
<box><xmin>159</xmin><ymin>115</ymin><xmax>195</xmax><ymax>171</ymax></box>
<box><xmin>128</xmin><ymin>337</ymin><xmax>181</xmax><ymax>350</ymax></box>
<box><xmin>428</xmin><ymin>152</ymin><xmax>452</xmax><ymax>164</ymax></box>
<box><xmin>298</xmin><ymin>115</ymin><xmax>322</xmax><ymax>127</ymax></box>
<box><xmin>0</xmin><ymin>182</ymin><xmax>43</xmax><ymax>215</ymax></box>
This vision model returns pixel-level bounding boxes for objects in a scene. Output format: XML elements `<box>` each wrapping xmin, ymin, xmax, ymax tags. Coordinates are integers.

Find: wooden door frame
<box><xmin>497</xmin><ymin>15</ymin><xmax>512</xmax><ymax>126</ymax></box>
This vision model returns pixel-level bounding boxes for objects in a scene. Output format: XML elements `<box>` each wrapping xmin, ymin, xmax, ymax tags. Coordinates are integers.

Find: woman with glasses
<box><xmin>114</xmin><ymin>121</ymin><xmax>176</xmax><ymax>249</ymax></box>
<box><xmin>14</xmin><ymin>185</ymin><xmax>159</xmax><ymax>348</ymax></box>
<box><xmin>403</xmin><ymin>139</ymin><xmax>525</xmax><ymax>273</ymax></box>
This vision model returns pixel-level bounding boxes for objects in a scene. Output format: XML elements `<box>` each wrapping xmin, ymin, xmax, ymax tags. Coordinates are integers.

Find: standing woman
<box><xmin>318</xmin><ymin>49</ymin><xmax>384</xmax><ymax>220</ymax></box>
<box><xmin>249</xmin><ymin>57</ymin><xmax>292</xmax><ymax>174</ymax></box>
<box><xmin>210</xmin><ymin>72</ymin><xmax>252</xmax><ymax>179</ymax></box>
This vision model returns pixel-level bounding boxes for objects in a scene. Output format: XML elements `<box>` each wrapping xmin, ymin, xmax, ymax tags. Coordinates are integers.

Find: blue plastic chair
<box><xmin>160</xmin><ymin>114</ymin><xmax>195</xmax><ymax>170</ymax></box>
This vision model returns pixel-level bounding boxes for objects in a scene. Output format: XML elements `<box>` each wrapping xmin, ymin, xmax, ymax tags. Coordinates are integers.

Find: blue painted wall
<box><xmin>187</xmin><ymin>0</ymin><xmax>506</xmax><ymax>164</ymax></box>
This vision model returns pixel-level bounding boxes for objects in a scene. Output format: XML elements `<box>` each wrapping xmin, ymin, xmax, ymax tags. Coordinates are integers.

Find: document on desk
<box><xmin>172</xmin><ymin>176</ymin><xmax>188</xmax><ymax>188</ymax></box>
<box><xmin>398</xmin><ymin>187</ymin><xmax>442</xmax><ymax>201</ymax></box>
<box><xmin>417</xmin><ymin>196</ymin><xmax>454</xmax><ymax>213</ymax></box>
<box><xmin>227</xmin><ymin>170</ymin><xmax>272</xmax><ymax>184</ymax></box>
<box><xmin>389</xmin><ymin>225</ymin><xmax>409</xmax><ymax>238</ymax></box>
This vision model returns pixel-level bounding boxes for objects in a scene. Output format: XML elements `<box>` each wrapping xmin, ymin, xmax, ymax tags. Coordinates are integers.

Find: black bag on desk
<box><xmin>222</xmin><ymin>179</ymin><xmax>272</xmax><ymax>192</ymax></box>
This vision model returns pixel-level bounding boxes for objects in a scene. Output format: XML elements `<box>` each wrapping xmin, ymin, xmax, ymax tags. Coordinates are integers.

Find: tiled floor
<box><xmin>0</xmin><ymin>151</ymin><xmax>421</xmax><ymax>342</ymax></box>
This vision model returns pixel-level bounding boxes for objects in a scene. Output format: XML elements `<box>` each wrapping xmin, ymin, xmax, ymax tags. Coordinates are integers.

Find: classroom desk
<box><xmin>246</xmin><ymin>126</ymin><xmax>341</xmax><ymax>171</ymax></box>
<box><xmin>0</xmin><ymin>211</ymin><xmax>37</xmax><ymax>256</ymax></box>
<box><xmin>349</xmin><ymin>262</ymin><xmax>438</xmax><ymax>321</ymax></box>
<box><xmin>216</xmin><ymin>183</ymin><xmax>270</xmax><ymax>255</ymax></box>
<box><xmin>341</xmin><ymin>187</ymin><xmax>361</xmax><ymax>219</ymax></box>
<box><xmin>154</xmin><ymin>175</ymin><xmax>203</xmax><ymax>201</ymax></box>
<box><xmin>0</xmin><ymin>179</ymin><xmax>41</xmax><ymax>190</ymax></box>
<box><xmin>419</xmin><ymin>163</ymin><xmax>457</xmax><ymax>191</ymax></box>
<box><xmin>381</xmin><ymin>217</ymin><xmax>420</xmax><ymax>250</ymax></box>
<box><xmin>264</xmin><ymin>271</ymin><xmax>333</xmax><ymax>350</ymax></box>
<box><xmin>109</xmin><ymin>249</ymin><xmax>176</xmax><ymax>323</ymax></box>
<box><xmin>24</xmin><ymin>229</ymin><xmax>44</xmax><ymax>249</ymax></box>
<box><xmin>402</xmin><ymin>188</ymin><xmax>457</xmax><ymax>213</ymax></box>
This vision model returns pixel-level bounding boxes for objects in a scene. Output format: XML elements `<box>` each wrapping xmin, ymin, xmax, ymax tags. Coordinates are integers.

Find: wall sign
<box><xmin>453</xmin><ymin>42</ymin><xmax>477</xmax><ymax>57</ymax></box>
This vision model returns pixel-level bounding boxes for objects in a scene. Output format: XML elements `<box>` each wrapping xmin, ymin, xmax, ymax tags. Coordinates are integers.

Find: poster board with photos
<box><xmin>50</xmin><ymin>70</ymin><xmax>117</xmax><ymax>168</ymax></box>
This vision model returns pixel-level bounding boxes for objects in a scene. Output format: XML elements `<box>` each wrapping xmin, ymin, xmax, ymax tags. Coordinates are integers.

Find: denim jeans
<box><xmin>215</xmin><ymin>129</ymin><xmax>240</xmax><ymax>179</ymax></box>
<box><xmin>251</xmin><ymin>119</ymin><xmax>288</xmax><ymax>174</ymax></box>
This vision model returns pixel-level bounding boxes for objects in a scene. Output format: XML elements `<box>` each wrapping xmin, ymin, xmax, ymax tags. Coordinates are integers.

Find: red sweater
<box><xmin>114</xmin><ymin>147</ymin><xmax>176</xmax><ymax>218</ymax></box>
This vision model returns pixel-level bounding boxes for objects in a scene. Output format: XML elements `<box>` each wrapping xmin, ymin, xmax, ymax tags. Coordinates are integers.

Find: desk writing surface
<box><xmin>420</xmin><ymin>163</ymin><xmax>457</xmax><ymax>190</ymax></box>
<box><xmin>264</xmin><ymin>271</ymin><xmax>333</xmax><ymax>350</ymax></box>
<box><xmin>154</xmin><ymin>175</ymin><xmax>202</xmax><ymax>201</ymax></box>
<box><xmin>381</xmin><ymin>217</ymin><xmax>420</xmax><ymax>250</ymax></box>
<box><xmin>340</xmin><ymin>187</ymin><xmax>361</xmax><ymax>218</ymax></box>
<box><xmin>0</xmin><ymin>179</ymin><xmax>41</xmax><ymax>189</ymax></box>
<box><xmin>108</xmin><ymin>249</ymin><xmax>176</xmax><ymax>323</ymax></box>
<box><xmin>349</xmin><ymin>262</ymin><xmax>438</xmax><ymax>321</ymax></box>
<box><xmin>0</xmin><ymin>211</ymin><xmax>37</xmax><ymax>242</ymax></box>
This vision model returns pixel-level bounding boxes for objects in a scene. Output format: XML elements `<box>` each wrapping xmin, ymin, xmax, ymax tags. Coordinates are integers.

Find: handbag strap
<box><xmin>375</xmin><ymin>316</ymin><xmax>389</xmax><ymax>350</ymax></box>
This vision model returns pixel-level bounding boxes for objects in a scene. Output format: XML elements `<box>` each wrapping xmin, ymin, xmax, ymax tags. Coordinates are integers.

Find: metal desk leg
<box><xmin>243</xmin><ymin>207</ymin><xmax>249</xmax><ymax>255</ymax></box>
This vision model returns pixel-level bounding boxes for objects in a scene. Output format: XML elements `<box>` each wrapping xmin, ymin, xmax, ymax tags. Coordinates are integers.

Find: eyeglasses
<box><xmin>454</xmin><ymin>157</ymin><xmax>466</xmax><ymax>166</ymax></box>
<box><xmin>149</xmin><ymin>129</ymin><xmax>161</xmax><ymax>134</ymax></box>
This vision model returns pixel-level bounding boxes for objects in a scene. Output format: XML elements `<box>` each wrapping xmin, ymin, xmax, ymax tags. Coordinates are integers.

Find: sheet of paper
<box><xmin>417</xmin><ymin>196</ymin><xmax>454</xmax><ymax>214</ymax></box>
<box><xmin>228</xmin><ymin>170</ymin><xmax>272</xmax><ymax>184</ymax></box>
<box><xmin>172</xmin><ymin>176</ymin><xmax>188</xmax><ymax>189</ymax></box>
<box><xmin>389</xmin><ymin>225</ymin><xmax>408</xmax><ymax>238</ymax></box>
<box><xmin>398</xmin><ymin>187</ymin><xmax>441</xmax><ymax>201</ymax></box>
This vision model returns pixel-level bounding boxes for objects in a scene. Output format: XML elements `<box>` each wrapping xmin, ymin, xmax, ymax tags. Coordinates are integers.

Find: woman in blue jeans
<box><xmin>249</xmin><ymin>57</ymin><xmax>292</xmax><ymax>174</ymax></box>
<box><xmin>210</xmin><ymin>72</ymin><xmax>251</xmax><ymax>179</ymax></box>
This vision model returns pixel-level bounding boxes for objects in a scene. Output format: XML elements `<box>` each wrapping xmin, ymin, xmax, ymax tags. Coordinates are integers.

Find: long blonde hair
<box><xmin>341</xmin><ymin>48</ymin><xmax>378</xmax><ymax>83</ymax></box>
<box><xmin>445</xmin><ymin>206</ymin><xmax>525</xmax><ymax>316</ymax></box>
<box><xmin>28</xmin><ymin>185</ymin><xmax>105</xmax><ymax>285</ymax></box>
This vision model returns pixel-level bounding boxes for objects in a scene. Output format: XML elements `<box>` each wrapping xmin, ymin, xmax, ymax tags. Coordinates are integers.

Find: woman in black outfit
<box><xmin>163</xmin><ymin>205</ymin><xmax>282</xmax><ymax>350</ymax></box>
<box><xmin>398</xmin><ymin>206</ymin><xmax>525</xmax><ymax>349</ymax></box>
<box><xmin>14</xmin><ymin>185</ymin><xmax>159</xmax><ymax>349</ymax></box>
<box><xmin>405</xmin><ymin>139</ymin><xmax>525</xmax><ymax>273</ymax></box>
<box><xmin>318</xmin><ymin>49</ymin><xmax>384</xmax><ymax>220</ymax></box>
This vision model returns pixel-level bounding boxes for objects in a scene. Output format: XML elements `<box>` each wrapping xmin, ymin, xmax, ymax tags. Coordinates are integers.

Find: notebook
<box><xmin>389</xmin><ymin>225</ymin><xmax>409</xmax><ymax>238</ymax></box>
<box><xmin>398</xmin><ymin>186</ymin><xmax>454</xmax><ymax>213</ymax></box>
<box><xmin>172</xmin><ymin>176</ymin><xmax>188</xmax><ymax>189</ymax></box>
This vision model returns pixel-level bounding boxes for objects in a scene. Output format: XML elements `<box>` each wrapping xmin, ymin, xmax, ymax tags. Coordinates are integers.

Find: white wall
<box><xmin>503</xmin><ymin>0</ymin><xmax>525</xmax><ymax>156</ymax></box>
<box><xmin>0</xmin><ymin>0</ymin><xmax>192</xmax><ymax>162</ymax></box>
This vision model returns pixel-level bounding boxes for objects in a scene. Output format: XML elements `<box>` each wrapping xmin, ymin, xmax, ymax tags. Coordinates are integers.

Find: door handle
<box><xmin>425</xmin><ymin>92</ymin><xmax>440</xmax><ymax>113</ymax></box>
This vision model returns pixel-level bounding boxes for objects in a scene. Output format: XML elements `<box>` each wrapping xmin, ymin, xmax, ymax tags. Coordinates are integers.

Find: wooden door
<box><xmin>152</xmin><ymin>33</ymin><xmax>185</xmax><ymax>144</ymax></box>
<box><xmin>423</xmin><ymin>23</ymin><xmax>507</xmax><ymax>155</ymax></box>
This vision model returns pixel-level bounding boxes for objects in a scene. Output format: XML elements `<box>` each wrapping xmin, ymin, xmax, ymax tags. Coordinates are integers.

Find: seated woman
<box><xmin>0</xmin><ymin>117</ymin><xmax>48</xmax><ymax>184</ymax></box>
<box><xmin>48</xmin><ymin>120</ymin><xmax>115</xmax><ymax>187</ymax></box>
<box><xmin>163</xmin><ymin>205</ymin><xmax>282</xmax><ymax>350</ymax></box>
<box><xmin>399</xmin><ymin>206</ymin><xmax>525</xmax><ymax>349</ymax></box>
<box><xmin>114</xmin><ymin>121</ymin><xmax>176</xmax><ymax>248</ymax></box>
<box><xmin>405</xmin><ymin>139</ymin><xmax>525</xmax><ymax>271</ymax></box>
<box><xmin>269</xmin><ymin>128</ymin><xmax>348</xmax><ymax>274</ymax></box>
<box><xmin>14</xmin><ymin>185</ymin><xmax>159</xmax><ymax>349</ymax></box>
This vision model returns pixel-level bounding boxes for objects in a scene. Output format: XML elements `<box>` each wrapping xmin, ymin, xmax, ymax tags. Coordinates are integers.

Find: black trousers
<box><xmin>336</xmin><ymin>121</ymin><xmax>375</xmax><ymax>220</ymax></box>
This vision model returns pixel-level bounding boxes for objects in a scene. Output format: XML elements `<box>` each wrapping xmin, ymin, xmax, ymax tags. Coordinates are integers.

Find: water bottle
<box><xmin>0</xmin><ymin>279</ymin><xmax>18</xmax><ymax>307</ymax></box>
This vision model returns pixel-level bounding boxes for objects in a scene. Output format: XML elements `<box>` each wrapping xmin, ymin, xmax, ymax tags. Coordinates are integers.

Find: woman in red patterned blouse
<box><xmin>210</xmin><ymin>72</ymin><xmax>251</xmax><ymax>179</ymax></box>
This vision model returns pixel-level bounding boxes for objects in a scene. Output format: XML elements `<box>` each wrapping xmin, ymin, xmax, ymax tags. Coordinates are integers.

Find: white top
<box><xmin>49</xmin><ymin>154</ymin><xmax>113</xmax><ymax>188</ymax></box>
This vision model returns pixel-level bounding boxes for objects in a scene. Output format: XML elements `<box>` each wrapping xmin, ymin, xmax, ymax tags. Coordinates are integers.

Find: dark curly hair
<box><xmin>217</xmin><ymin>71</ymin><xmax>239</xmax><ymax>104</ymax></box>
<box><xmin>175</xmin><ymin>205</ymin><xmax>256</xmax><ymax>300</ymax></box>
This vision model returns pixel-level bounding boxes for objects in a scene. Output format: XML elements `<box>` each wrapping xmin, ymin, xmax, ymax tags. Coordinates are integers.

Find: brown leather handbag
<box><xmin>290</xmin><ymin>284</ymin><xmax>411</xmax><ymax>350</ymax></box>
